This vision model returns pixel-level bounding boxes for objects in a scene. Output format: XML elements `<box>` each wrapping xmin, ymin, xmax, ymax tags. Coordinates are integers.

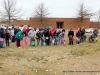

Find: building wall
<box><xmin>0</xmin><ymin>20</ymin><xmax>29</xmax><ymax>26</ymax></box>
<box><xmin>29</xmin><ymin>18</ymin><xmax>90</xmax><ymax>29</ymax></box>
<box><xmin>90</xmin><ymin>22</ymin><xmax>100</xmax><ymax>29</ymax></box>
<box><xmin>0</xmin><ymin>18</ymin><xmax>90</xmax><ymax>29</ymax></box>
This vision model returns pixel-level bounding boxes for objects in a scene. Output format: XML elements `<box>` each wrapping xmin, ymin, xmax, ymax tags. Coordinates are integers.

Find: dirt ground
<box><xmin>0</xmin><ymin>36</ymin><xmax>100</xmax><ymax>75</ymax></box>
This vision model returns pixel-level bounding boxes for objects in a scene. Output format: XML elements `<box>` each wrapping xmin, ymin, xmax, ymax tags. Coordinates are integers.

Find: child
<box><xmin>76</xmin><ymin>37</ymin><xmax>80</xmax><ymax>45</ymax></box>
<box><xmin>24</xmin><ymin>37</ymin><xmax>28</xmax><ymax>47</ymax></box>
<box><xmin>89</xmin><ymin>34</ymin><xmax>95</xmax><ymax>42</ymax></box>
<box><xmin>69</xmin><ymin>35</ymin><xmax>74</xmax><ymax>45</ymax></box>
<box><xmin>61</xmin><ymin>34</ymin><xmax>65</xmax><ymax>45</ymax></box>
<box><xmin>5</xmin><ymin>29</ymin><xmax>10</xmax><ymax>47</ymax></box>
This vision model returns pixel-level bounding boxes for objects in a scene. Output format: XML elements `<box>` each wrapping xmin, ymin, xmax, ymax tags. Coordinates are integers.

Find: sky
<box><xmin>0</xmin><ymin>0</ymin><xmax>100</xmax><ymax>21</ymax></box>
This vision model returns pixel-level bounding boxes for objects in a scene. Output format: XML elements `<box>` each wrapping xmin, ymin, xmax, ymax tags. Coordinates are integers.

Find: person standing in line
<box><xmin>93</xmin><ymin>28</ymin><xmax>99</xmax><ymax>38</ymax></box>
<box><xmin>5</xmin><ymin>29</ymin><xmax>10</xmax><ymax>47</ymax></box>
<box><xmin>0</xmin><ymin>27</ymin><xmax>5</xmax><ymax>48</ymax></box>
<box><xmin>45</xmin><ymin>29</ymin><xmax>50</xmax><ymax>46</ymax></box>
<box><xmin>28</xmin><ymin>28</ymin><xmax>36</xmax><ymax>46</ymax></box>
<box><xmin>58</xmin><ymin>30</ymin><xmax>62</xmax><ymax>45</ymax></box>
<box><xmin>81</xmin><ymin>27</ymin><xmax>86</xmax><ymax>42</ymax></box>
<box><xmin>36</xmin><ymin>30</ymin><xmax>41</xmax><ymax>46</ymax></box>
<box><xmin>10</xmin><ymin>27</ymin><xmax>15</xmax><ymax>42</ymax></box>
<box><xmin>68</xmin><ymin>28</ymin><xmax>74</xmax><ymax>45</ymax></box>
<box><xmin>15</xmin><ymin>30</ymin><xmax>23</xmax><ymax>48</ymax></box>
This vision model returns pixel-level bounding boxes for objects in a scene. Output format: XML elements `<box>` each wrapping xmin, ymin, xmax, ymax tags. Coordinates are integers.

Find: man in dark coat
<box><xmin>68</xmin><ymin>28</ymin><xmax>74</xmax><ymax>45</ymax></box>
<box><xmin>0</xmin><ymin>28</ymin><xmax>5</xmax><ymax>48</ymax></box>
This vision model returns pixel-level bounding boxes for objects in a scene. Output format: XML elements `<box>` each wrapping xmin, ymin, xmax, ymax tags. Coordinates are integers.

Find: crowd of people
<box><xmin>0</xmin><ymin>26</ymin><xmax>99</xmax><ymax>48</ymax></box>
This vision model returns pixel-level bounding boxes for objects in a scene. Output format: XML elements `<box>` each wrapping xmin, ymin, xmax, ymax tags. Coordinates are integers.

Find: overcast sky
<box><xmin>0</xmin><ymin>0</ymin><xmax>100</xmax><ymax>21</ymax></box>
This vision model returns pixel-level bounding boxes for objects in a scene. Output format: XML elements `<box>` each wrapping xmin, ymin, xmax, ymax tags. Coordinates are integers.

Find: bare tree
<box><xmin>0</xmin><ymin>0</ymin><xmax>24</xmax><ymax>26</ymax></box>
<box><xmin>96</xmin><ymin>10</ymin><xmax>100</xmax><ymax>22</ymax></box>
<box><xmin>76</xmin><ymin>2</ymin><xmax>94</xmax><ymax>27</ymax></box>
<box><xmin>93</xmin><ymin>10</ymin><xmax>100</xmax><ymax>29</ymax></box>
<box><xmin>33</xmin><ymin>3</ymin><xmax>49</xmax><ymax>27</ymax></box>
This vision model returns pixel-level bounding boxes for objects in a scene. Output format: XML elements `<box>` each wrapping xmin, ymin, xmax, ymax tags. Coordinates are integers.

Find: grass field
<box><xmin>0</xmin><ymin>36</ymin><xmax>100</xmax><ymax>75</ymax></box>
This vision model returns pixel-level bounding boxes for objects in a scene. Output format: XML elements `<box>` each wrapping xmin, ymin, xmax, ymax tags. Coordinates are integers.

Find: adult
<box><xmin>76</xmin><ymin>28</ymin><xmax>81</xmax><ymax>44</ymax></box>
<box><xmin>58</xmin><ymin>30</ymin><xmax>62</xmax><ymax>45</ymax></box>
<box><xmin>36</xmin><ymin>30</ymin><xmax>41</xmax><ymax>46</ymax></box>
<box><xmin>0</xmin><ymin>27</ymin><xmax>5</xmax><ymax>48</ymax></box>
<box><xmin>45</xmin><ymin>29</ymin><xmax>50</xmax><ymax>45</ymax></box>
<box><xmin>81</xmin><ymin>27</ymin><xmax>86</xmax><ymax>42</ymax></box>
<box><xmin>15</xmin><ymin>31</ymin><xmax>23</xmax><ymax>48</ymax></box>
<box><xmin>93</xmin><ymin>28</ymin><xmax>99</xmax><ymax>38</ymax></box>
<box><xmin>10</xmin><ymin>27</ymin><xmax>15</xmax><ymax>42</ymax></box>
<box><xmin>39</xmin><ymin>29</ymin><xmax>44</xmax><ymax>46</ymax></box>
<box><xmin>68</xmin><ymin>28</ymin><xmax>74</xmax><ymax>45</ymax></box>
<box><xmin>5</xmin><ymin>29</ymin><xmax>10</xmax><ymax>47</ymax></box>
<box><xmin>28</xmin><ymin>28</ymin><xmax>36</xmax><ymax>46</ymax></box>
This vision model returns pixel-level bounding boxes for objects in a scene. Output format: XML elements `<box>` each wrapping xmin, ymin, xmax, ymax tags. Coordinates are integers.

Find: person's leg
<box><xmin>8</xmin><ymin>40</ymin><xmax>9</xmax><ymax>46</ymax></box>
<box><xmin>76</xmin><ymin>41</ymin><xmax>78</xmax><ymax>44</ymax></box>
<box><xmin>47</xmin><ymin>39</ymin><xmax>49</xmax><ymax>45</ymax></box>
<box><xmin>0</xmin><ymin>42</ymin><xmax>1</xmax><ymax>48</ymax></box>
<box><xmin>18</xmin><ymin>39</ymin><xmax>21</xmax><ymax>47</ymax></box>
<box><xmin>12</xmin><ymin>36</ymin><xmax>14</xmax><ymax>42</ymax></box>
<box><xmin>37</xmin><ymin>38</ymin><xmax>40</xmax><ymax>46</ymax></box>
<box><xmin>16</xmin><ymin>39</ymin><xmax>20</xmax><ymax>47</ymax></box>
<box><xmin>0</xmin><ymin>42</ymin><xmax>4</xmax><ymax>47</ymax></box>
<box><xmin>72</xmin><ymin>41</ymin><xmax>73</xmax><ymax>45</ymax></box>
<box><xmin>25</xmin><ymin>32</ymin><xmax>27</xmax><ymax>37</ymax></box>
<box><xmin>30</xmin><ymin>37</ymin><xmax>32</xmax><ymax>45</ymax></box>
<box><xmin>5</xmin><ymin>40</ymin><xmax>7</xmax><ymax>46</ymax></box>
<box><xmin>16</xmin><ymin>39</ymin><xmax>18</xmax><ymax>47</ymax></box>
<box><xmin>2</xmin><ymin>39</ymin><xmax>4</xmax><ymax>47</ymax></box>
<box><xmin>69</xmin><ymin>39</ymin><xmax>71</xmax><ymax>45</ymax></box>
<box><xmin>70</xmin><ymin>41</ymin><xmax>72</xmax><ymax>45</ymax></box>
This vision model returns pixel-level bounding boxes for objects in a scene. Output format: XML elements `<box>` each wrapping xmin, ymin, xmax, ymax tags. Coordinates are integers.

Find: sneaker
<box><xmin>18</xmin><ymin>47</ymin><xmax>21</xmax><ymax>48</ymax></box>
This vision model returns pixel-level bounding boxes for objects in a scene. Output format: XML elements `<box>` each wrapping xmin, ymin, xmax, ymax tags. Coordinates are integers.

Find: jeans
<box><xmin>16</xmin><ymin>39</ymin><xmax>20</xmax><ymax>47</ymax></box>
<box><xmin>58</xmin><ymin>36</ymin><xmax>62</xmax><ymax>45</ymax></box>
<box><xmin>76</xmin><ymin>41</ymin><xmax>80</xmax><ymax>44</ymax></box>
<box><xmin>40</xmin><ymin>37</ymin><xmax>44</xmax><ymax>46</ymax></box>
<box><xmin>12</xmin><ymin>36</ymin><xmax>15</xmax><ymax>42</ymax></box>
<box><xmin>6</xmin><ymin>40</ymin><xmax>9</xmax><ymax>46</ymax></box>
<box><xmin>81</xmin><ymin>35</ymin><xmax>86</xmax><ymax>42</ymax></box>
<box><xmin>94</xmin><ymin>33</ymin><xmax>97</xmax><ymax>38</ymax></box>
<box><xmin>30</xmin><ymin>37</ymin><xmax>33</xmax><ymax>45</ymax></box>
<box><xmin>54</xmin><ymin>41</ymin><xmax>58</xmax><ymax>45</ymax></box>
<box><xmin>37</xmin><ymin>38</ymin><xmax>40</xmax><ymax>46</ymax></box>
<box><xmin>69</xmin><ymin>40</ymin><xmax>73</xmax><ymax>45</ymax></box>
<box><xmin>0</xmin><ymin>41</ymin><xmax>4</xmax><ymax>48</ymax></box>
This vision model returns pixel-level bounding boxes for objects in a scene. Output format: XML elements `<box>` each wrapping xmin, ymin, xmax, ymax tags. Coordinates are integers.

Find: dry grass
<box><xmin>0</xmin><ymin>36</ymin><xmax>100</xmax><ymax>75</ymax></box>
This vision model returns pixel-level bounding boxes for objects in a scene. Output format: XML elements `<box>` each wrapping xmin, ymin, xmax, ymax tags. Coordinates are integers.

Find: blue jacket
<box><xmin>0</xmin><ymin>28</ymin><xmax>5</xmax><ymax>38</ymax></box>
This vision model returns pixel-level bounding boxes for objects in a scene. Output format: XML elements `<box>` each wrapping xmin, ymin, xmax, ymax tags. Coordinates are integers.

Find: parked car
<box><xmin>45</xmin><ymin>26</ymin><xmax>52</xmax><ymax>30</ymax></box>
<box><xmin>0</xmin><ymin>24</ymin><xmax>8</xmax><ymax>29</ymax></box>
<box><xmin>85</xmin><ymin>28</ymin><xmax>95</xmax><ymax>33</ymax></box>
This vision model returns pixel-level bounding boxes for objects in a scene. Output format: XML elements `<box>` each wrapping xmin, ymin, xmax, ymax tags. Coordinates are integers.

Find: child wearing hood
<box><xmin>15</xmin><ymin>30</ymin><xmax>23</xmax><ymax>48</ymax></box>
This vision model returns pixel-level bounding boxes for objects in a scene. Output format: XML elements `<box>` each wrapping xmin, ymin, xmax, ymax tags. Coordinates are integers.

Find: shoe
<box><xmin>18</xmin><ymin>47</ymin><xmax>21</xmax><ymax>48</ymax></box>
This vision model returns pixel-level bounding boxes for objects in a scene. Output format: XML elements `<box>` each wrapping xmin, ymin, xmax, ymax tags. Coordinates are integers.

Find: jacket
<box><xmin>15</xmin><ymin>31</ymin><xmax>23</xmax><ymax>40</ymax></box>
<box><xmin>0</xmin><ymin>28</ymin><xmax>5</xmax><ymax>38</ymax></box>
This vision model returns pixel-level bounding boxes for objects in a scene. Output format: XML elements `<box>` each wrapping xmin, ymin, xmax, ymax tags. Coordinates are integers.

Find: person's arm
<box><xmin>68</xmin><ymin>31</ymin><xmax>70</xmax><ymax>36</ymax></box>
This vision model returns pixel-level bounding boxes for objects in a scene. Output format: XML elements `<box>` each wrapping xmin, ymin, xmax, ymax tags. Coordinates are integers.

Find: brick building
<box><xmin>30</xmin><ymin>18</ymin><xmax>90</xmax><ymax>29</ymax></box>
<box><xmin>90</xmin><ymin>22</ymin><xmax>100</xmax><ymax>29</ymax></box>
<box><xmin>0</xmin><ymin>18</ymin><xmax>90</xmax><ymax>29</ymax></box>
